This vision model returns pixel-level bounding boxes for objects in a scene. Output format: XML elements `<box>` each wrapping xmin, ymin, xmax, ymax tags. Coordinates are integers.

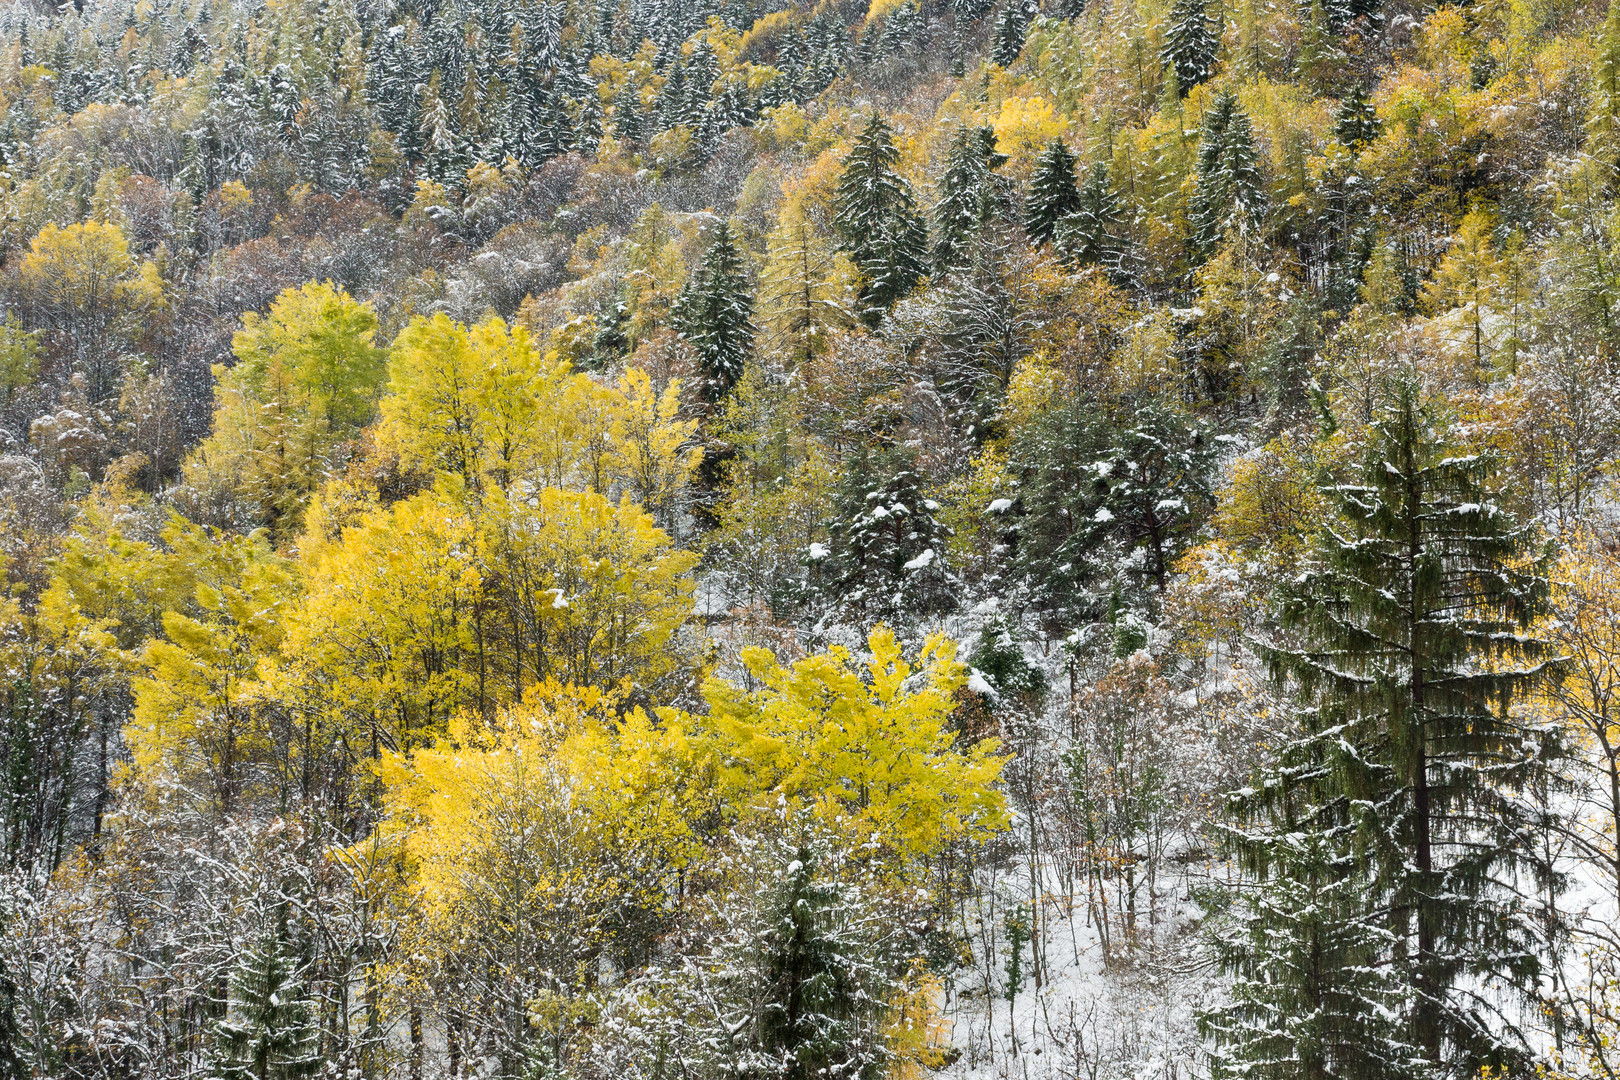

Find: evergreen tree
<box><xmin>612</xmin><ymin>82</ymin><xmax>646</xmax><ymax>143</ymax></box>
<box><xmin>1023</xmin><ymin>138</ymin><xmax>1083</xmax><ymax>247</ymax></box>
<box><xmin>1160</xmin><ymin>0</ymin><xmax>1218</xmax><ymax>96</ymax></box>
<box><xmin>1191</xmin><ymin>91</ymin><xmax>1267</xmax><ymax>259</ymax></box>
<box><xmin>213</xmin><ymin>912</ymin><xmax>321</xmax><ymax>1080</ymax></box>
<box><xmin>933</xmin><ymin>124</ymin><xmax>1008</xmax><ymax>270</ymax></box>
<box><xmin>1334</xmin><ymin>83</ymin><xmax>1381</xmax><ymax>150</ymax></box>
<box><xmin>1205</xmin><ymin>753</ymin><xmax>1425</xmax><ymax>1079</ymax></box>
<box><xmin>833</xmin><ymin>113</ymin><xmax>931</xmax><ymax>321</ymax></box>
<box><xmin>807</xmin><ymin>447</ymin><xmax>956</xmax><ymax>627</ymax></box>
<box><xmin>671</xmin><ymin>220</ymin><xmax>755</xmax><ymax>406</ymax></box>
<box><xmin>1055</xmin><ymin>160</ymin><xmax>1124</xmax><ymax>273</ymax></box>
<box><xmin>992</xmin><ymin>3</ymin><xmax>1029</xmax><ymax>67</ymax></box>
<box><xmin>1261</xmin><ymin>378</ymin><xmax>1560</xmax><ymax>1073</ymax></box>
<box><xmin>1007</xmin><ymin>401</ymin><xmax>1213</xmax><ymax>633</ymax></box>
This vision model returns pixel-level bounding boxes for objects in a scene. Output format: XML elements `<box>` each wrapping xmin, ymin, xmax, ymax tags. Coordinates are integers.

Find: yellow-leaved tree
<box><xmin>379</xmin><ymin>312</ymin><xmax>700</xmax><ymax>517</ymax></box>
<box><xmin>274</xmin><ymin>482</ymin><xmax>697</xmax><ymax>755</ymax></box>
<box><xmin>376</xmin><ymin>682</ymin><xmax>718</xmax><ymax>1073</ymax></box>
<box><xmin>126</xmin><ymin>520</ymin><xmax>295</xmax><ymax>817</ymax></box>
<box><xmin>704</xmin><ymin>626</ymin><xmax>1008</xmax><ymax>865</ymax></box>
<box><xmin>183</xmin><ymin>280</ymin><xmax>386</xmax><ymax>537</ymax></box>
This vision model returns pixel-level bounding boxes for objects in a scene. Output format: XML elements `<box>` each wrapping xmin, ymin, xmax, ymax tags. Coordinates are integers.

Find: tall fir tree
<box><xmin>1205</xmin><ymin>744</ymin><xmax>1426</xmax><ymax>1080</ymax></box>
<box><xmin>1191</xmin><ymin>91</ymin><xmax>1267</xmax><ymax>259</ymax></box>
<box><xmin>992</xmin><ymin>3</ymin><xmax>1030</xmax><ymax>67</ymax></box>
<box><xmin>833</xmin><ymin>112</ymin><xmax>931</xmax><ymax>321</ymax></box>
<box><xmin>933</xmin><ymin>124</ymin><xmax>1009</xmax><ymax>270</ymax></box>
<box><xmin>807</xmin><ymin>446</ymin><xmax>956</xmax><ymax>627</ymax></box>
<box><xmin>1160</xmin><ymin>0</ymin><xmax>1218</xmax><ymax>96</ymax></box>
<box><xmin>1055</xmin><ymin>160</ymin><xmax>1124</xmax><ymax>273</ymax></box>
<box><xmin>1023</xmin><ymin>137</ymin><xmax>1083</xmax><ymax>246</ymax></box>
<box><xmin>213</xmin><ymin>911</ymin><xmax>321</xmax><ymax>1080</ymax></box>
<box><xmin>671</xmin><ymin>220</ymin><xmax>756</xmax><ymax>406</ymax></box>
<box><xmin>1260</xmin><ymin>378</ymin><xmax>1561</xmax><ymax>1073</ymax></box>
<box><xmin>1334</xmin><ymin>83</ymin><xmax>1382</xmax><ymax>150</ymax></box>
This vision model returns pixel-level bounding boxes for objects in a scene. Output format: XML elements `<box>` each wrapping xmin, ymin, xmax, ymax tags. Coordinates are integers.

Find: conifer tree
<box><xmin>1334</xmin><ymin>83</ymin><xmax>1381</xmax><ymax>150</ymax></box>
<box><xmin>1191</xmin><ymin>91</ymin><xmax>1267</xmax><ymax>259</ymax></box>
<box><xmin>1023</xmin><ymin>138</ymin><xmax>1082</xmax><ymax>247</ymax></box>
<box><xmin>612</xmin><ymin>82</ymin><xmax>646</xmax><ymax>143</ymax></box>
<box><xmin>1260</xmin><ymin>378</ymin><xmax>1560</xmax><ymax>1072</ymax></box>
<box><xmin>933</xmin><ymin>125</ymin><xmax>1008</xmax><ymax>270</ymax></box>
<box><xmin>833</xmin><ymin>112</ymin><xmax>931</xmax><ymax>321</ymax></box>
<box><xmin>213</xmin><ymin>912</ymin><xmax>321</xmax><ymax>1080</ymax></box>
<box><xmin>1205</xmin><ymin>753</ymin><xmax>1425</xmax><ymax>1079</ymax></box>
<box><xmin>1160</xmin><ymin>0</ymin><xmax>1218</xmax><ymax>96</ymax></box>
<box><xmin>1055</xmin><ymin>160</ymin><xmax>1124</xmax><ymax>273</ymax></box>
<box><xmin>992</xmin><ymin>3</ymin><xmax>1029</xmax><ymax>67</ymax></box>
<box><xmin>808</xmin><ymin>446</ymin><xmax>956</xmax><ymax>626</ymax></box>
<box><xmin>671</xmin><ymin>220</ymin><xmax>755</xmax><ymax>406</ymax></box>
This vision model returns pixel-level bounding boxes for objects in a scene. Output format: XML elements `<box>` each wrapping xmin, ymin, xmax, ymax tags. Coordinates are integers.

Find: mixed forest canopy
<box><xmin>3</xmin><ymin>0</ymin><xmax>1620</xmax><ymax>1076</ymax></box>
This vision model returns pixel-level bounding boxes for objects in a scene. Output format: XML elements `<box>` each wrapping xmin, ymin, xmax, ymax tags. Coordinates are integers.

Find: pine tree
<box><xmin>933</xmin><ymin>125</ymin><xmax>1009</xmax><ymax>271</ymax></box>
<box><xmin>1191</xmin><ymin>91</ymin><xmax>1267</xmax><ymax>259</ymax></box>
<box><xmin>808</xmin><ymin>447</ymin><xmax>956</xmax><ymax>627</ymax></box>
<box><xmin>833</xmin><ymin>112</ymin><xmax>931</xmax><ymax>321</ymax></box>
<box><xmin>1055</xmin><ymin>160</ymin><xmax>1124</xmax><ymax>273</ymax></box>
<box><xmin>671</xmin><ymin>220</ymin><xmax>755</xmax><ymax>406</ymax></box>
<box><xmin>1160</xmin><ymin>0</ymin><xmax>1218</xmax><ymax>96</ymax></box>
<box><xmin>1262</xmin><ymin>377</ymin><xmax>1560</xmax><ymax>1072</ymax></box>
<box><xmin>1334</xmin><ymin>83</ymin><xmax>1381</xmax><ymax>150</ymax></box>
<box><xmin>992</xmin><ymin>3</ymin><xmax>1029</xmax><ymax>67</ymax></box>
<box><xmin>1023</xmin><ymin>138</ymin><xmax>1083</xmax><ymax>246</ymax></box>
<box><xmin>213</xmin><ymin>912</ymin><xmax>321</xmax><ymax>1080</ymax></box>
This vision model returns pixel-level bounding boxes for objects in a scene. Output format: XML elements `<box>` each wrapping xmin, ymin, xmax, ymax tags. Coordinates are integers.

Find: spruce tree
<box><xmin>1055</xmin><ymin>160</ymin><xmax>1124</xmax><ymax>273</ymax></box>
<box><xmin>933</xmin><ymin>124</ymin><xmax>1008</xmax><ymax>270</ymax></box>
<box><xmin>671</xmin><ymin>220</ymin><xmax>755</xmax><ymax>406</ymax></box>
<box><xmin>808</xmin><ymin>447</ymin><xmax>956</xmax><ymax>627</ymax></box>
<box><xmin>1023</xmin><ymin>137</ymin><xmax>1083</xmax><ymax>247</ymax></box>
<box><xmin>1191</xmin><ymin>91</ymin><xmax>1267</xmax><ymax>259</ymax></box>
<box><xmin>1160</xmin><ymin>0</ymin><xmax>1218</xmax><ymax>96</ymax></box>
<box><xmin>213</xmin><ymin>914</ymin><xmax>321</xmax><ymax>1080</ymax></box>
<box><xmin>1334</xmin><ymin>83</ymin><xmax>1381</xmax><ymax>150</ymax></box>
<box><xmin>1260</xmin><ymin>377</ymin><xmax>1560</xmax><ymax>1073</ymax></box>
<box><xmin>833</xmin><ymin>113</ymin><xmax>931</xmax><ymax>321</ymax></box>
<box><xmin>1205</xmin><ymin>749</ymin><xmax>1425</xmax><ymax>1079</ymax></box>
<box><xmin>992</xmin><ymin>3</ymin><xmax>1029</xmax><ymax>67</ymax></box>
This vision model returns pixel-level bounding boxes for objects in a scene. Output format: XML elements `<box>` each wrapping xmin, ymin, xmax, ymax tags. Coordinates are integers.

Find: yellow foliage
<box><xmin>127</xmin><ymin>521</ymin><xmax>295</xmax><ymax>815</ymax></box>
<box><xmin>992</xmin><ymin>96</ymin><xmax>1067</xmax><ymax>169</ymax></box>
<box><xmin>704</xmin><ymin>627</ymin><xmax>1008</xmax><ymax>864</ymax></box>
<box><xmin>378</xmin><ymin>681</ymin><xmax>717</xmax><ymax>997</ymax></box>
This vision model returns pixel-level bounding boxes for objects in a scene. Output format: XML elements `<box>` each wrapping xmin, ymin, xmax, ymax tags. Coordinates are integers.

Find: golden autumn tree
<box><xmin>703</xmin><ymin>626</ymin><xmax>1008</xmax><ymax>866</ymax></box>
<box><xmin>18</xmin><ymin>220</ymin><xmax>164</xmax><ymax>400</ymax></box>
<box><xmin>376</xmin><ymin>682</ymin><xmax>718</xmax><ymax>1075</ymax></box>
<box><xmin>184</xmin><ymin>281</ymin><xmax>386</xmax><ymax>538</ymax></box>
<box><xmin>126</xmin><ymin>521</ymin><xmax>295</xmax><ymax>818</ymax></box>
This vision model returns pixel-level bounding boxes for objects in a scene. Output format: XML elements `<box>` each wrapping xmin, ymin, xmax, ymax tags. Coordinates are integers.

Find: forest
<box><xmin>0</xmin><ymin>0</ymin><xmax>1619</xmax><ymax>1075</ymax></box>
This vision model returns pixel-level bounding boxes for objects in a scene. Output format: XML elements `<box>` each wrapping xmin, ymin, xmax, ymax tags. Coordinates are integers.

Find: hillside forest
<box><xmin>3</xmin><ymin>0</ymin><xmax>1620</xmax><ymax>1076</ymax></box>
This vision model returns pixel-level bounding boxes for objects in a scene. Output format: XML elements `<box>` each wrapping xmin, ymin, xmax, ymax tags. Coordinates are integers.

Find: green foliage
<box><xmin>1259</xmin><ymin>378</ymin><xmax>1559</xmax><ymax>1072</ymax></box>
<box><xmin>1023</xmin><ymin>137</ymin><xmax>1082</xmax><ymax>247</ymax></box>
<box><xmin>833</xmin><ymin>113</ymin><xmax>931</xmax><ymax>320</ymax></box>
<box><xmin>1191</xmin><ymin>92</ymin><xmax>1268</xmax><ymax>259</ymax></box>
<box><xmin>671</xmin><ymin>220</ymin><xmax>756</xmax><ymax>405</ymax></box>
<box><xmin>1161</xmin><ymin>0</ymin><xmax>1218</xmax><ymax>96</ymax></box>
<box><xmin>934</xmin><ymin>125</ymin><xmax>1010</xmax><ymax>270</ymax></box>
